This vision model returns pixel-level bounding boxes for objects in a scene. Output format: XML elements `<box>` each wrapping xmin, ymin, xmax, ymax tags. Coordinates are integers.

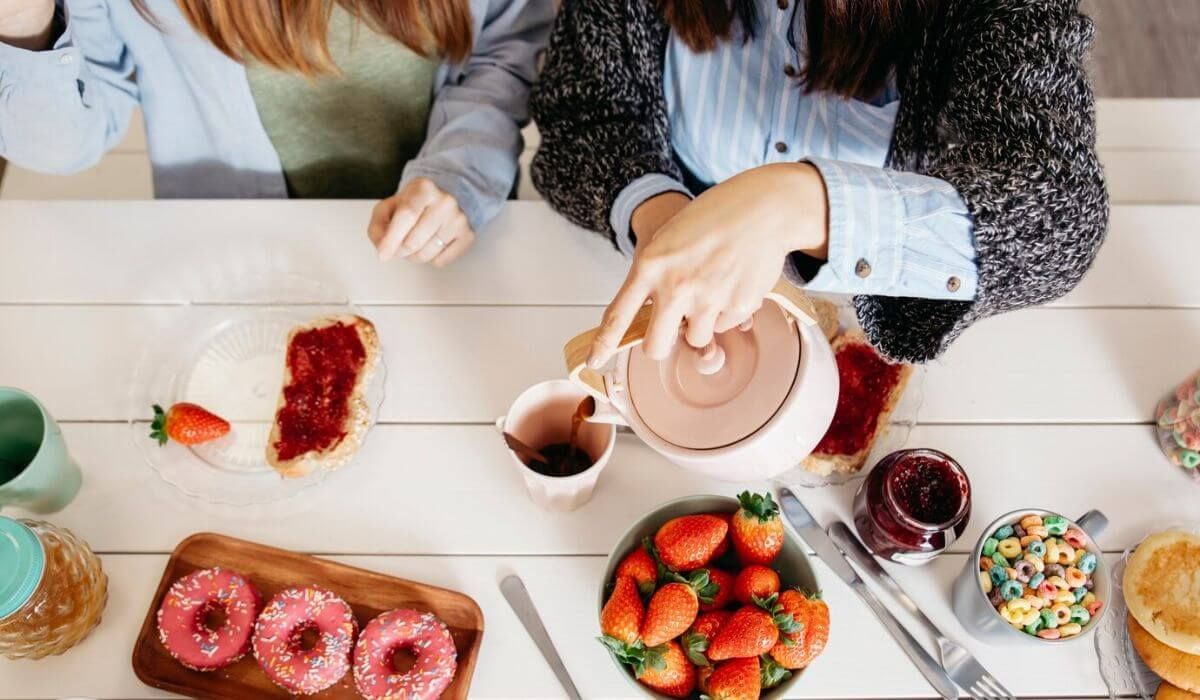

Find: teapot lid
<box><xmin>626</xmin><ymin>299</ymin><xmax>800</xmax><ymax>450</ymax></box>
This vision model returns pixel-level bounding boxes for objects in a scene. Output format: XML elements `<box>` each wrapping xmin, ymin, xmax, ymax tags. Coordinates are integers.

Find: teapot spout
<box><xmin>583</xmin><ymin>395</ymin><xmax>627</xmax><ymax>426</ymax></box>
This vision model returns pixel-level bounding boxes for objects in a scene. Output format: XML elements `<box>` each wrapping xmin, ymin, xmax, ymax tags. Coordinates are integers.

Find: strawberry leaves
<box><xmin>682</xmin><ymin>631</ymin><xmax>710</xmax><ymax>666</ymax></box>
<box><xmin>753</xmin><ymin>593</ymin><xmax>804</xmax><ymax>636</ymax></box>
<box><xmin>736</xmin><ymin>491</ymin><xmax>780</xmax><ymax>522</ymax></box>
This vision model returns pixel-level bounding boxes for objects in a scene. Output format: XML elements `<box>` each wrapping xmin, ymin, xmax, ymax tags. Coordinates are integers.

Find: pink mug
<box><xmin>496</xmin><ymin>380</ymin><xmax>615</xmax><ymax>512</ymax></box>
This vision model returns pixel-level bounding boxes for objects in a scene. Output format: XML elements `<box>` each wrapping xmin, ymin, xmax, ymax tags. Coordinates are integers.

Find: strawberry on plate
<box><xmin>768</xmin><ymin>589</ymin><xmax>830</xmax><ymax>669</ymax></box>
<box><xmin>702</xmin><ymin>656</ymin><xmax>760</xmax><ymax>700</ymax></box>
<box><xmin>700</xmin><ymin>568</ymin><xmax>735</xmax><ymax>612</ymax></box>
<box><xmin>654</xmin><ymin>514</ymin><xmax>729</xmax><ymax>571</ymax></box>
<box><xmin>617</xmin><ymin>542</ymin><xmax>660</xmax><ymax>597</ymax></box>
<box><xmin>759</xmin><ymin>654</ymin><xmax>793</xmax><ymax>690</ymax></box>
<box><xmin>600</xmin><ymin>575</ymin><xmax>645</xmax><ymax>647</ymax></box>
<box><xmin>707</xmin><ymin>605</ymin><xmax>780</xmax><ymax>661</ymax></box>
<box><xmin>150</xmin><ymin>403</ymin><xmax>230</xmax><ymax>446</ymax></box>
<box><xmin>733</xmin><ymin>565</ymin><xmax>780</xmax><ymax>605</ymax></box>
<box><xmin>642</xmin><ymin>570</ymin><xmax>717</xmax><ymax>647</ymax></box>
<box><xmin>730</xmin><ymin>491</ymin><xmax>784</xmax><ymax>565</ymax></box>
<box><xmin>637</xmin><ymin>640</ymin><xmax>696</xmax><ymax>698</ymax></box>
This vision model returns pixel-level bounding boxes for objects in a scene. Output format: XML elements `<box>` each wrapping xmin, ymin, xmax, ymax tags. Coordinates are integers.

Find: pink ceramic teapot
<box><xmin>564</xmin><ymin>280</ymin><xmax>838</xmax><ymax>481</ymax></box>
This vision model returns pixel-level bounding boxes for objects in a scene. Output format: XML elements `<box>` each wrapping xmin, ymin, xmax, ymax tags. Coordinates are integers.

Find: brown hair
<box><xmin>134</xmin><ymin>0</ymin><xmax>472</xmax><ymax>75</ymax></box>
<box><xmin>660</xmin><ymin>0</ymin><xmax>937</xmax><ymax>99</ymax></box>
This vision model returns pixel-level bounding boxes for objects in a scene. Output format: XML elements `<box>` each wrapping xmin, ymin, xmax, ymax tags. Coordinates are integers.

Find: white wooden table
<box><xmin>1</xmin><ymin>196</ymin><xmax>1199</xmax><ymax>700</ymax></box>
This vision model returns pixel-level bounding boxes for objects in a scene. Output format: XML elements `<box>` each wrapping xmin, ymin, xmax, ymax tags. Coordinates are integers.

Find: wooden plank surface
<box><xmin>0</xmin><ymin>552</ymin><xmax>1134</xmax><ymax>699</ymax></box>
<box><xmin>0</xmin><ymin>303</ymin><xmax>1195</xmax><ymax>425</ymax></box>
<box><xmin>0</xmin><ymin>201</ymin><xmax>1198</xmax><ymax>309</ymax></box>
<box><xmin>0</xmin><ymin>423</ymin><xmax>1194</xmax><ymax>558</ymax></box>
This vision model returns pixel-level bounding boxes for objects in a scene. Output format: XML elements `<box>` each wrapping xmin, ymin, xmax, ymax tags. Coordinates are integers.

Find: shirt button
<box><xmin>855</xmin><ymin>259</ymin><xmax>872</xmax><ymax>278</ymax></box>
<box><xmin>59</xmin><ymin>54</ymin><xmax>74</xmax><ymax>66</ymax></box>
<box><xmin>946</xmin><ymin>276</ymin><xmax>961</xmax><ymax>292</ymax></box>
<box><xmin>777</xmin><ymin>0</ymin><xmax>789</xmax><ymax>8</ymax></box>
<box><xmin>783</xmin><ymin>64</ymin><xmax>797</xmax><ymax>77</ymax></box>
<box><xmin>774</xmin><ymin>142</ymin><xmax>788</xmax><ymax>154</ymax></box>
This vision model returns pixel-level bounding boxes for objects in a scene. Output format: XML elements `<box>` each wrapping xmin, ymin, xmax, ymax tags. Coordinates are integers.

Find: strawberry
<box><xmin>636</xmin><ymin>641</ymin><xmax>696</xmax><ymax>699</ymax></box>
<box><xmin>641</xmin><ymin>570</ymin><xmax>716</xmax><ymax>647</ymax></box>
<box><xmin>617</xmin><ymin>543</ymin><xmax>659</xmax><ymax>597</ymax></box>
<box><xmin>701</xmin><ymin>657</ymin><xmax>761</xmax><ymax>700</ymax></box>
<box><xmin>654</xmin><ymin>514</ymin><xmax>728</xmax><ymax>571</ymax></box>
<box><xmin>710</xmin><ymin>512</ymin><xmax>733</xmax><ymax>560</ymax></box>
<box><xmin>150</xmin><ymin>403</ymin><xmax>229</xmax><ymax>446</ymax></box>
<box><xmin>697</xmin><ymin>665</ymin><xmax>715</xmax><ymax>695</ymax></box>
<box><xmin>768</xmin><ymin>589</ymin><xmax>830</xmax><ymax>669</ymax></box>
<box><xmin>759</xmin><ymin>653</ymin><xmax>793</xmax><ymax>690</ymax></box>
<box><xmin>600</xmin><ymin>575</ymin><xmax>644</xmax><ymax>646</ymax></box>
<box><xmin>700</xmin><ymin>568</ymin><xmax>735</xmax><ymax>612</ymax></box>
<box><xmin>733</xmin><ymin>565</ymin><xmax>780</xmax><ymax>605</ymax></box>
<box><xmin>682</xmin><ymin>610</ymin><xmax>730</xmax><ymax>666</ymax></box>
<box><xmin>730</xmin><ymin>491</ymin><xmax>784</xmax><ymax>565</ymax></box>
<box><xmin>707</xmin><ymin>605</ymin><xmax>779</xmax><ymax>661</ymax></box>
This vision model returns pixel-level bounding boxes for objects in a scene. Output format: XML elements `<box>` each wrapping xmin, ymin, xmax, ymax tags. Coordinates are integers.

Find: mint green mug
<box><xmin>0</xmin><ymin>388</ymin><xmax>81</xmax><ymax>513</ymax></box>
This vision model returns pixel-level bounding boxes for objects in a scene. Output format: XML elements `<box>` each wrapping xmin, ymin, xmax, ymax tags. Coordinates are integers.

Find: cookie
<box><xmin>1130</xmin><ymin>614</ymin><xmax>1200</xmax><ymax>693</ymax></box>
<box><xmin>1157</xmin><ymin>682</ymin><xmax>1200</xmax><ymax>700</ymax></box>
<box><xmin>1124</xmin><ymin>529</ymin><xmax>1200</xmax><ymax>654</ymax></box>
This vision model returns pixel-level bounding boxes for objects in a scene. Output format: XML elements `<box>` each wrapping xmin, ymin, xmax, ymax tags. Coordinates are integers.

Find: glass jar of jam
<box><xmin>852</xmin><ymin>448</ymin><xmax>971</xmax><ymax>565</ymax></box>
<box><xmin>0</xmin><ymin>516</ymin><xmax>108</xmax><ymax>659</ymax></box>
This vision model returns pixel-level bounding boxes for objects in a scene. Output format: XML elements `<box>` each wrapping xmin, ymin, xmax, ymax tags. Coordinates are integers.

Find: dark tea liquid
<box><xmin>523</xmin><ymin>397</ymin><xmax>597</xmax><ymax>477</ymax></box>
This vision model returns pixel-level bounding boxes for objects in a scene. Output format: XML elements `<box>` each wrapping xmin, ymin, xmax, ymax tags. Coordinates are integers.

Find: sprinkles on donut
<box><xmin>252</xmin><ymin>585</ymin><xmax>358</xmax><ymax>695</ymax></box>
<box><xmin>156</xmin><ymin>567</ymin><xmax>262</xmax><ymax>671</ymax></box>
<box><xmin>354</xmin><ymin>608</ymin><xmax>458</xmax><ymax>700</ymax></box>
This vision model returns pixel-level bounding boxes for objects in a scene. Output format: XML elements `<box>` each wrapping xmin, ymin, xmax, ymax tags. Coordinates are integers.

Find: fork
<box><xmin>828</xmin><ymin>523</ymin><xmax>1016</xmax><ymax>700</ymax></box>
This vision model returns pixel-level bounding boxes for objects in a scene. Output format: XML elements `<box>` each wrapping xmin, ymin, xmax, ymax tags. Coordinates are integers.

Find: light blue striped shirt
<box><xmin>610</xmin><ymin>0</ymin><xmax>978</xmax><ymax>300</ymax></box>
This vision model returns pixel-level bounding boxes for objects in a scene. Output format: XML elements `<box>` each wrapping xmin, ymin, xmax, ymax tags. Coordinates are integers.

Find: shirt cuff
<box><xmin>800</xmin><ymin>157</ymin><xmax>978</xmax><ymax>301</ymax></box>
<box><xmin>0</xmin><ymin>11</ymin><xmax>84</xmax><ymax>83</ymax></box>
<box><xmin>609</xmin><ymin>174</ymin><xmax>692</xmax><ymax>257</ymax></box>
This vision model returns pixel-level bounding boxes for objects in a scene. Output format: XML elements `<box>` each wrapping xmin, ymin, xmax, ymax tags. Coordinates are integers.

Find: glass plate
<box><xmin>776</xmin><ymin>297</ymin><xmax>925</xmax><ymax>488</ymax></box>
<box><xmin>1096</xmin><ymin>524</ymin><xmax>1200</xmax><ymax>699</ymax></box>
<box><xmin>128</xmin><ymin>281</ymin><xmax>385</xmax><ymax>505</ymax></box>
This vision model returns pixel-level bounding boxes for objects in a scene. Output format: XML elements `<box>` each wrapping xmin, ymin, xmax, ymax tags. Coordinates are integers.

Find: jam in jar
<box><xmin>853</xmin><ymin>448</ymin><xmax>971</xmax><ymax>565</ymax></box>
<box><xmin>0</xmin><ymin>517</ymin><xmax>107</xmax><ymax>659</ymax></box>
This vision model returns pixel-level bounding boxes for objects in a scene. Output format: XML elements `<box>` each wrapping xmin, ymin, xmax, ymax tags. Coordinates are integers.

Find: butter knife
<box><xmin>828</xmin><ymin>523</ymin><xmax>1014</xmax><ymax>700</ymax></box>
<box><xmin>777</xmin><ymin>488</ymin><xmax>960</xmax><ymax>699</ymax></box>
<box><xmin>499</xmin><ymin>575</ymin><xmax>582</xmax><ymax>700</ymax></box>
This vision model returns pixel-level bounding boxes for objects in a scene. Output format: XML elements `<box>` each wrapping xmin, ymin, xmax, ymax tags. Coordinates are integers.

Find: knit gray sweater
<box><xmin>530</xmin><ymin>0</ymin><xmax>1109</xmax><ymax>363</ymax></box>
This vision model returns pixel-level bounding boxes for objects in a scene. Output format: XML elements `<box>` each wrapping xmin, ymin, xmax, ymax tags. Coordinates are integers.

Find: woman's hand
<box><xmin>587</xmin><ymin>162</ymin><xmax>829</xmax><ymax>368</ymax></box>
<box><xmin>0</xmin><ymin>0</ymin><xmax>55</xmax><ymax>50</ymax></box>
<box><xmin>368</xmin><ymin>178</ymin><xmax>475</xmax><ymax>268</ymax></box>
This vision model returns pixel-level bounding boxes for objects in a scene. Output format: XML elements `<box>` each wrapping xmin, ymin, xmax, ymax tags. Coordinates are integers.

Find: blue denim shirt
<box><xmin>609</xmin><ymin>0</ymin><xmax>978</xmax><ymax>300</ymax></box>
<box><xmin>0</xmin><ymin>0</ymin><xmax>553</xmax><ymax>232</ymax></box>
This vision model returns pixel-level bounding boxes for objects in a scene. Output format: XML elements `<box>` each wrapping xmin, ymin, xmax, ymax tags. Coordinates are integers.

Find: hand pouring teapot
<box><xmin>564</xmin><ymin>280</ymin><xmax>838</xmax><ymax>481</ymax></box>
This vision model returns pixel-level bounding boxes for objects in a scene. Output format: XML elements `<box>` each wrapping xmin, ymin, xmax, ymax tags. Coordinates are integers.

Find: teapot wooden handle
<box><xmin>563</xmin><ymin>279</ymin><xmax>818</xmax><ymax>401</ymax></box>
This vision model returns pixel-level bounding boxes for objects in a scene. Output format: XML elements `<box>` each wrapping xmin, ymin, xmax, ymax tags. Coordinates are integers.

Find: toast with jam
<box><xmin>266</xmin><ymin>315</ymin><xmax>380</xmax><ymax>478</ymax></box>
<box><xmin>802</xmin><ymin>330</ymin><xmax>912</xmax><ymax>476</ymax></box>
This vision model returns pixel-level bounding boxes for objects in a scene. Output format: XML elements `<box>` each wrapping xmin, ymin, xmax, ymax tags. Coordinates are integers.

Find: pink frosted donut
<box><xmin>353</xmin><ymin>609</ymin><xmax>458</xmax><ymax>700</ymax></box>
<box><xmin>156</xmin><ymin>567</ymin><xmax>262</xmax><ymax>671</ymax></box>
<box><xmin>253</xmin><ymin>586</ymin><xmax>358</xmax><ymax>695</ymax></box>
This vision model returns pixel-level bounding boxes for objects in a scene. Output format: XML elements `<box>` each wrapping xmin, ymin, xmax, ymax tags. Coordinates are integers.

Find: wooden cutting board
<box><xmin>132</xmin><ymin>533</ymin><xmax>484</xmax><ymax>699</ymax></box>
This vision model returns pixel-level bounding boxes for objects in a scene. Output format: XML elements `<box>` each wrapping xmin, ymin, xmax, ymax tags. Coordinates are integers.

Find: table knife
<box><xmin>499</xmin><ymin>575</ymin><xmax>582</xmax><ymax>700</ymax></box>
<box><xmin>828</xmin><ymin>523</ymin><xmax>1015</xmax><ymax>700</ymax></box>
<box><xmin>777</xmin><ymin>488</ymin><xmax>960</xmax><ymax>700</ymax></box>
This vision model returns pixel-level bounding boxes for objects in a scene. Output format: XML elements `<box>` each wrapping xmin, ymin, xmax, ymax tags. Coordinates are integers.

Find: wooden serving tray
<box><xmin>132</xmin><ymin>533</ymin><xmax>484</xmax><ymax>699</ymax></box>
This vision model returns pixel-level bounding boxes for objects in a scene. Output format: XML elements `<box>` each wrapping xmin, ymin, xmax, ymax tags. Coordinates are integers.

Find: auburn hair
<box><xmin>134</xmin><ymin>0</ymin><xmax>472</xmax><ymax>75</ymax></box>
<box><xmin>660</xmin><ymin>0</ymin><xmax>938</xmax><ymax>99</ymax></box>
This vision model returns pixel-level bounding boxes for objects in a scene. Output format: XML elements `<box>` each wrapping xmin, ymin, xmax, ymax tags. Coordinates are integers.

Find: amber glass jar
<box><xmin>0</xmin><ymin>517</ymin><xmax>107</xmax><ymax>659</ymax></box>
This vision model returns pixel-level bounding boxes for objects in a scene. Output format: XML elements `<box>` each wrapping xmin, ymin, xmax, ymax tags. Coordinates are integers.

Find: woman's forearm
<box><xmin>0</xmin><ymin>0</ymin><xmax>56</xmax><ymax>51</ymax></box>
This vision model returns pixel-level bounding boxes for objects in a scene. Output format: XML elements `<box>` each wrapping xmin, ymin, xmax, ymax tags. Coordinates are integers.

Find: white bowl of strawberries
<box><xmin>598</xmin><ymin>492</ymin><xmax>830</xmax><ymax>699</ymax></box>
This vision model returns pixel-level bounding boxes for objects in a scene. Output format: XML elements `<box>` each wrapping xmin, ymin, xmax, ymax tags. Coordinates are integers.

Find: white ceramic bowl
<box><xmin>598</xmin><ymin>495</ymin><xmax>821</xmax><ymax>699</ymax></box>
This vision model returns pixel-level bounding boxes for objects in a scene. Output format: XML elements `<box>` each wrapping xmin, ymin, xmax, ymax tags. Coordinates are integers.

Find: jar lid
<box><xmin>626</xmin><ymin>300</ymin><xmax>800</xmax><ymax>450</ymax></box>
<box><xmin>0</xmin><ymin>516</ymin><xmax>45</xmax><ymax>620</ymax></box>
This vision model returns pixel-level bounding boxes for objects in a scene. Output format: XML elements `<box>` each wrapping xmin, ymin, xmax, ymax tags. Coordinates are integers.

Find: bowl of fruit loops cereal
<box><xmin>597</xmin><ymin>493</ymin><xmax>830</xmax><ymax>699</ymax></box>
<box><xmin>952</xmin><ymin>509</ymin><xmax>1110</xmax><ymax>645</ymax></box>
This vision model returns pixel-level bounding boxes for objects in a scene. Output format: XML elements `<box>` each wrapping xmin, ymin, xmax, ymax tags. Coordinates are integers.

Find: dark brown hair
<box><xmin>134</xmin><ymin>0</ymin><xmax>472</xmax><ymax>76</ymax></box>
<box><xmin>660</xmin><ymin>0</ymin><xmax>936</xmax><ymax>99</ymax></box>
